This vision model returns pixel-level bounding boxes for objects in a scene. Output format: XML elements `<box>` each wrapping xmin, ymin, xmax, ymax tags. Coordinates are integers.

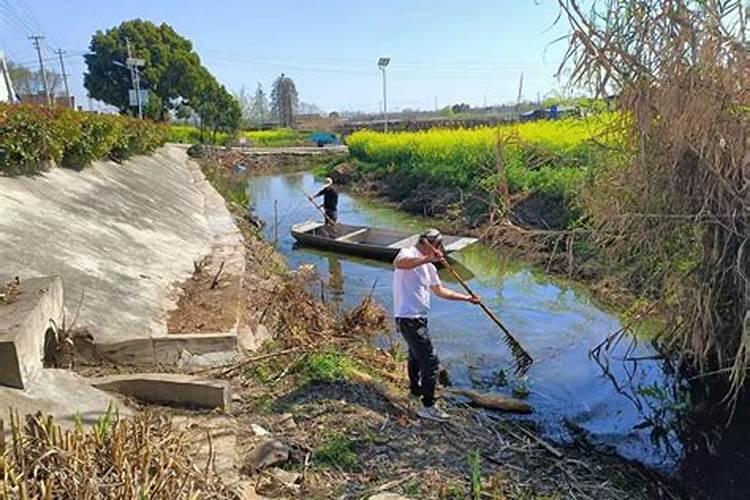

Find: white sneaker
<box><xmin>417</xmin><ymin>405</ymin><xmax>450</xmax><ymax>422</ymax></box>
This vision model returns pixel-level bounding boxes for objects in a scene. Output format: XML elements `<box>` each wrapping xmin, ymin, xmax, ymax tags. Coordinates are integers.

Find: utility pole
<box><xmin>29</xmin><ymin>35</ymin><xmax>50</xmax><ymax>105</ymax></box>
<box><xmin>125</xmin><ymin>38</ymin><xmax>144</xmax><ymax>119</ymax></box>
<box><xmin>378</xmin><ymin>57</ymin><xmax>390</xmax><ymax>133</ymax></box>
<box><xmin>56</xmin><ymin>49</ymin><xmax>71</xmax><ymax>106</ymax></box>
<box><xmin>434</xmin><ymin>96</ymin><xmax>438</xmax><ymax>112</ymax></box>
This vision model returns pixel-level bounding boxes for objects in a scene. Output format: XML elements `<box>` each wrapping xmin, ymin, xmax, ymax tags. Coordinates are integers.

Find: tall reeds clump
<box><xmin>558</xmin><ymin>0</ymin><xmax>748</xmax><ymax>403</ymax></box>
<box><xmin>0</xmin><ymin>408</ymin><xmax>235</xmax><ymax>499</ymax></box>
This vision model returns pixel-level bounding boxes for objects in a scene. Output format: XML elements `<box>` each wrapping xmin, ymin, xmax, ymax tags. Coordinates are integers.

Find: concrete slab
<box><xmin>0</xmin><ymin>369</ymin><xmax>132</xmax><ymax>436</ymax></box>
<box><xmin>0</xmin><ymin>276</ymin><xmax>63</xmax><ymax>389</ymax></box>
<box><xmin>77</xmin><ymin>333</ymin><xmax>238</xmax><ymax>366</ymax></box>
<box><xmin>0</xmin><ymin>146</ymin><xmax>245</xmax><ymax>346</ymax></box>
<box><xmin>90</xmin><ymin>373</ymin><xmax>230</xmax><ymax>410</ymax></box>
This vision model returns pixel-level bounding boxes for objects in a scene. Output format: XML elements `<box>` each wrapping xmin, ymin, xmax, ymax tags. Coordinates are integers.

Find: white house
<box><xmin>0</xmin><ymin>51</ymin><xmax>18</xmax><ymax>103</ymax></box>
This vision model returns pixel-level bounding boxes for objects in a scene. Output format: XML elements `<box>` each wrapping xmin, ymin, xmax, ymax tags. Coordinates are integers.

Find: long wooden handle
<box><xmin>425</xmin><ymin>241</ymin><xmax>530</xmax><ymax>355</ymax></box>
<box><xmin>301</xmin><ymin>189</ymin><xmax>337</xmax><ymax>227</ymax></box>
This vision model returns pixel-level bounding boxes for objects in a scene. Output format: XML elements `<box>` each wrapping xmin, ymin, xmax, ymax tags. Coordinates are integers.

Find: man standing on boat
<box><xmin>314</xmin><ymin>177</ymin><xmax>339</xmax><ymax>225</ymax></box>
<box><xmin>393</xmin><ymin>229</ymin><xmax>480</xmax><ymax>421</ymax></box>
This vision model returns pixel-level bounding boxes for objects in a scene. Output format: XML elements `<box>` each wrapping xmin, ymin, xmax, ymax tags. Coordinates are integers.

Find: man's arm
<box><xmin>394</xmin><ymin>254</ymin><xmax>438</xmax><ymax>270</ymax></box>
<box><xmin>430</xmin><ymin>284</ymin><xmax>480</xmax><ymax>303</ymax></box>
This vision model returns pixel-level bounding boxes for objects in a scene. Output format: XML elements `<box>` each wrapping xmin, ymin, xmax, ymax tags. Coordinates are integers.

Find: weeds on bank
<box><xmin>0</xmin><ymin>406</ymin><xmax>232</xmax><ymax>499</ymax></box>
<box><xmin>468</xmin><ymin>450</ymin><xmax>483</xmax><ymax>499</ymax></box>
<box><xmin>313</xmin><ymin>432</ymin><xmax>360</xmax><ymax>470</ymax></box>
<box><xmin>202</xmin><ymin>162</ymin><xmax>249</xmax><ymax>208</ymax></box>
<box><xmin>296</xmin><ymin>351</ymin><xmax>357</xmax><ymax>382</ymax></box>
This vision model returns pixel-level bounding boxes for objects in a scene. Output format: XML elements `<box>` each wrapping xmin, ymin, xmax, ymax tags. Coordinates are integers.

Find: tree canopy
<box><xmin>84</xmin><ymin>18</ymin><xmax>239</xmax><ymax>132</ymax></box>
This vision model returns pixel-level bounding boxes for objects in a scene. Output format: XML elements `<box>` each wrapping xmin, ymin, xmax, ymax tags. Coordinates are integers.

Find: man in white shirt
<box><xmin>393</xmin><ymin>229</ymin><xmax>480</xmax><ymax>421</ymax></box>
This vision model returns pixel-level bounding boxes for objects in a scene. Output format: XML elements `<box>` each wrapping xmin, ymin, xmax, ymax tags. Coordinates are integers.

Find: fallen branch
<box><xmin>210</xmin><ymin>261</ymin><xmax>225</xmax><ymax>290</ymax></box>
<box><xmin>215</xmin><ymin>347</ymin><xmax>302</xmax><ymax>377</ymax></box>
<box><xmin>516</xmin><ymin>425</ymin><xmax>563</xmax><ymax>459</ymax></box>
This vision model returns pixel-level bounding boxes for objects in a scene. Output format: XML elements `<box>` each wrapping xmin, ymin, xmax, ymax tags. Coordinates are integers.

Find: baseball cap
<box><xmin>421</xmin><ymin>228</ymin><xmax>443</xmax><ymax>247</ymax></box>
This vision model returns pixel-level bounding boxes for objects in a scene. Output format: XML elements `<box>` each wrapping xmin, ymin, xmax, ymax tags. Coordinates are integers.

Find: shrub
<box><xmin>0</xmin><ymin>104</ymin><xmax>67</xmax><ymax>175</ymax></box>
<box><xmin>0</xmin><ymin>103</ymin><xmax>169</xmax><ymax>176</ymax></box>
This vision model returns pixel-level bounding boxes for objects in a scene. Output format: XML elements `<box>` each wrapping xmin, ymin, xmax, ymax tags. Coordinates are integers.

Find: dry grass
<box><xmin>557</xmin><ymin>0</ymin><xmax>749</xmax><ymax>404</ymax></box>
<box><xmin>0</xmin><ymin>407</ymin><xmax>236</xmax><ymax>499</ymax></box>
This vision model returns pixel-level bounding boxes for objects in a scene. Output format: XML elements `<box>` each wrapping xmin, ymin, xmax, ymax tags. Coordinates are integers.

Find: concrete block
<box><xmin>0</xmin><ymin>276</ymin><xmax>63</xmax><ymax>389</ymax></box>
<box><xmin>85</xmin><ymin>337</ymin><xmax>156</xmax><ymax>365</ymax></box>
<box><xmin>80</xmin><ymin>333</ymin><xmax>238</xmax><ymax>367</ymax></box>
<box><xmin>153</xmin><ymin>333</ymin><xmax>237</xmax><ymax>364</ymax></box>
<box><xmin>90</xmin><ymin>373</ymin><xmax>230</xmax><ymax>410</ymax></box>
<box><xmin>0</xmin><ymin>369</ymin><xmax>133</xmax><ymax>437</ymax></box>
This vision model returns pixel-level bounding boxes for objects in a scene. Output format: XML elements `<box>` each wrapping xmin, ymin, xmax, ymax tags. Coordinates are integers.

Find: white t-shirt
<box><xmin>392</xmin><ymin>246</ymin><xmax>441</xmax><ymax>318</ymax></box>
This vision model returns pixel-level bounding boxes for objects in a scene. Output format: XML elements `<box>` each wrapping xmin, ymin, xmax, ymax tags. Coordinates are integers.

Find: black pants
<box><xmin>396</xmin><ymin>317</ymin><xmax>439</xmax><ymax>407</ymax></box>
<box><xmin>324</xmin><ymin>208</ymin><xmax>338</xmax><ymax>223</ymax></box>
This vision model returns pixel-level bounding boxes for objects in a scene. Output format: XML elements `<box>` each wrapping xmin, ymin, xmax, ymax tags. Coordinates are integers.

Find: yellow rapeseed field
<box><xmin>347</xmin><ymin>113</ymin><xmax>620</xmax><ymax>197</ymax></box>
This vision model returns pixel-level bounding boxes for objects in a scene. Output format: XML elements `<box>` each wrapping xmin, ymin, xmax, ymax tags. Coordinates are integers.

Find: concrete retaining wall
<box><xmin>0</xmin><ymin>146</ymin><xmax>245</xmax><ymax>346</ymax></box>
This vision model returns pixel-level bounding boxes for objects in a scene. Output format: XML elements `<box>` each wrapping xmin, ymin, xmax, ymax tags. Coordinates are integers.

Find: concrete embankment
<box><xmin>0</xmin><ymin>145</ymin><xmax>244</xmax><ymax>345</ymax></box>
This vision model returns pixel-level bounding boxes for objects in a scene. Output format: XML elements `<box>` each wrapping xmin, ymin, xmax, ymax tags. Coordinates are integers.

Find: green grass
<box><xmin>314</xmin><ymin>432</ymin><xmax>360</xmax><ymax>469</ymax></box>
<box><xmin>243</xmin><ymin>128</ymin><xmax>309</xmax><ymax>147</ymax></box>
<box><xmin>467</xmin><ymin>450</ymin><xmax>482</xmax><ymax>499</ymax></box>
<box><xmin>200</xmin><ymin>163</ymin><xmax>249</xmax><ymax>208</ymax></box>
<box><xmin>168</xmin><ymin>125</ymin><xmax>313</xmax><ymax>147</ymax></box>
<box><xmin>168</xmin><ymin>124</ymin><xmax>206</xmax><ymax>144</ymax></box>
<box><xmin>296</xmin><ymin>351</ymin><xmax>356</xmax><ymax>382</ymax></box>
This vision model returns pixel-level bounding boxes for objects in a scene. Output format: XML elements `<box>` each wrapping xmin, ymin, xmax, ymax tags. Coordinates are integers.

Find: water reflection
<box><xmin>247</xmin><ymin>171</ymin><xmax>681</xmax><ymax>471</ymax></box>
<box><xmin>327</xmin><ymin>254</ymin><xmax>344</xmax><ymax>311</ymax></box>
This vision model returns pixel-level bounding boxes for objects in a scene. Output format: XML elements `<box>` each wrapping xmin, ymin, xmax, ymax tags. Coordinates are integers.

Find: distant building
<box><xmin>0</xmin><ymin>51</ymin><xmax>18</xmax><ymax>103</ymax></box>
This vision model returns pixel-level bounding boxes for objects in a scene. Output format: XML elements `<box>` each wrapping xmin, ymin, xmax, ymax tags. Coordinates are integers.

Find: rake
<box><xmin>425</xmin><ymin>240</ymin><xmax>534</xmax><ymax>374</ymax></box>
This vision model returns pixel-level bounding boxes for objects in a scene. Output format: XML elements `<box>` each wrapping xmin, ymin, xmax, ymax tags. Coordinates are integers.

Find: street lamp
<box><xmin>378</xmin><ymin>57</ymin><xmax>390</xmax><ymax>132</ymax></box>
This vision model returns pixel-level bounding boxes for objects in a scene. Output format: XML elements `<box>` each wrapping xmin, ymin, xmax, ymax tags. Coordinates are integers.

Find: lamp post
<box><xmin>377</xmin><ymin>57</ymin><xmax>390</xmax><ymax>132</ymax></box>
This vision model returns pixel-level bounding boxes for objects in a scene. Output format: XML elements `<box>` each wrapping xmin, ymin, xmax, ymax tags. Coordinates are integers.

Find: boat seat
<box><xmin>335</xmin><ymin>228</ymin><xmax>368</xmax><ymax>241</ymax></box>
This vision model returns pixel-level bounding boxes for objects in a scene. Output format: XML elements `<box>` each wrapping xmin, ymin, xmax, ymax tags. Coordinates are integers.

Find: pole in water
<box><xmin>273</xmin><ymin>200</ymin><xmax>279</xmax><ymax>246</ymax></box>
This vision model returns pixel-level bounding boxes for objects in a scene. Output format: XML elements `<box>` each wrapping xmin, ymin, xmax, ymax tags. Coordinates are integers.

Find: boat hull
<box><xmin>290</xmin><ymin>221</ymin><xmax>477</xmax><ymax>262</ymax></box>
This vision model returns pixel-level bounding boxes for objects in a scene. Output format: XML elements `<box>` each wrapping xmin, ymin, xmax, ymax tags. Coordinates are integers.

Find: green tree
<box><xmin>270</xmin><ymin>73</ymin><xmax>298</xmax><ymax>128</ymax></box>
<box><xmin>189</xmin><ymin>72</ymin><xmax>241</xmax><ymax>142</ymax></box>
<box><xmin>84</xmin><ymin>19</ymin><xmax>206</xmax><ymax>119</ymax></box>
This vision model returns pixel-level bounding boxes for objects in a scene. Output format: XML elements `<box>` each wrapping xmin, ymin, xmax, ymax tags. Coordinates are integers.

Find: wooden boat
<box><xmin>291</xmin><ymin>221</ymin><xmax>478</xmax><ymax>262</ymax></box>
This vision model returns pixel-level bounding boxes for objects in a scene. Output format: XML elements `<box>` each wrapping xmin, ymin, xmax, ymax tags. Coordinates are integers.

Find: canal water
<box><xmin>247</xmin><ymin>171</ymin><xmax>680</xmax><ymax>471</ymax></box>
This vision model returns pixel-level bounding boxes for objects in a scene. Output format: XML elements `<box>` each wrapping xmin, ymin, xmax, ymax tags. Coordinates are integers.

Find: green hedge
<box><xmin>0</xmin><ymin>104</ymin><xmax>169</xmax><ymax>176</ymax></box>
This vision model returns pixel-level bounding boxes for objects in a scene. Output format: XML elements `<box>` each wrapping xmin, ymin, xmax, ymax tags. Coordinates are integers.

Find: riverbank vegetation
<box><xmin>0</xmin><ymin>104</ymin><xmax>169</xmax><ymax>176</ymax></box>
<box><xmin>347</xmin><ymin>112</ymin><xmax>617</xmax><ymax>227</ymax></box>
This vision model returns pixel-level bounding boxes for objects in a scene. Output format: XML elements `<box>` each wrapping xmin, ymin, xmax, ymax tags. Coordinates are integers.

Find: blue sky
<box><xmin>0</xmin><ymin>0</ymin><xmax>573</xmax><ymax>112</ymax></box>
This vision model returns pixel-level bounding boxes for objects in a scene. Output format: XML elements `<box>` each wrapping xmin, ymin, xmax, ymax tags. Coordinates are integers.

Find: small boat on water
<box><xmin>290</xmin><ymin>220</ymin><xmax>478</xmax><ymax>262</ymax></box>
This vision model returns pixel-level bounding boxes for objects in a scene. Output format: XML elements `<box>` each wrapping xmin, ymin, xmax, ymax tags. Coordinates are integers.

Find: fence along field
<box><xmin>346</xmin><ymin>113</ymin><xmax>619</xmax><ymax>226</ymax></box>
